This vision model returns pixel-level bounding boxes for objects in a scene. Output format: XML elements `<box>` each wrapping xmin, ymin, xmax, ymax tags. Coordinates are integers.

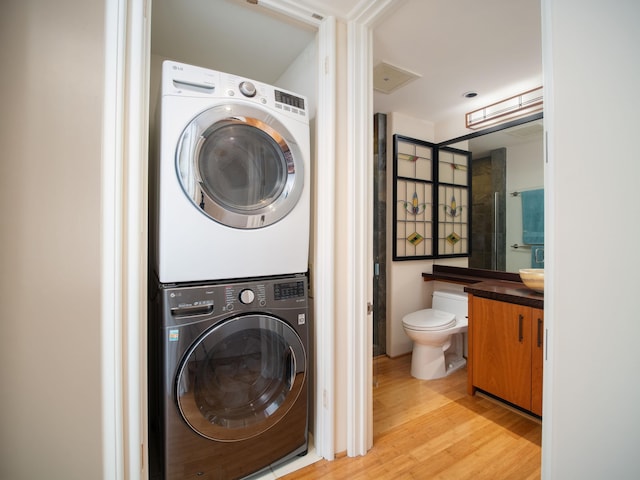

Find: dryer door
<box><xmin>176</xmin><ymin>103</ymin><xmax>305</xmax><ymax>229</ymax></box>
<box><xmin>175</xmin><ymin>314</ymin><xmax>307</xmax><ymax>442</ymax></box>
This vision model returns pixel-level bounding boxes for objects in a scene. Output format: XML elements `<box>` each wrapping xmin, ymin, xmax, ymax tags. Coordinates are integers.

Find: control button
<box><xmin>239</xmin><ymin>289</ymin><xmax>255</xmax><ymax>304</ymax></box>
<box><xmin>239</xmin><ymin>81</ymin><xmax>256</xmax><ymax>97</ymax></box>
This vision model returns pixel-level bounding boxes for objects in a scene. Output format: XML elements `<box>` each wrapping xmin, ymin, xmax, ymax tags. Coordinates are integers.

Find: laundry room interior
<box><xmin>147</xmin><ymin>0</ymin><xmax>545</xmax><ymax>478</ymax></box>
<box><xmin>4</xmin><ymin>0</ymin><xmax>640</xmax><ymax>479</ymax></box>
<box><xmin>141</xmin><ymin>0</ymin><xmax>640</xmax><ymax>479</ymax></box>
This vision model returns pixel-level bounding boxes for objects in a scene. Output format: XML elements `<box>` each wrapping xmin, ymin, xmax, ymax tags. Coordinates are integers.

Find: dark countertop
<box><xmin>423</xmin><ymin>265</ymin><xmax>522</xmax><ymax>283</ymax></box>
<box><xmin>464</xmin><ymin>280</ymin><xmax>543</xmax><ymax>309</ymax></box>
<box><xmin>423</xmin><ymin>265</ymin><xmax>543</xmax><ymax>309</ymax></box>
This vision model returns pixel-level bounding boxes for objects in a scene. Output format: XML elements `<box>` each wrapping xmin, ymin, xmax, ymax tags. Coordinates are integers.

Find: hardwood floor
<box><xmin>282</xmin><ymin>355</ymin><xmax>541</xmax><ymax>479</ymax></box>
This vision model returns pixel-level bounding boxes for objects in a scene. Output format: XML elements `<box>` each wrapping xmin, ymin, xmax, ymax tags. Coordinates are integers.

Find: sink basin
<box><xmin>519</xmin><ymin>268</ymin><xmax>544</xmax><ymax>293</ymax></box>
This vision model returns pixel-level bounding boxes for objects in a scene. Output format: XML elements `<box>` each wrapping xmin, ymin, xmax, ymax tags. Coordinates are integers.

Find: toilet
<box><xmin>402</xmin><ymin>290</ymin><xmax>469</xmax><ymax>380</ymax></box>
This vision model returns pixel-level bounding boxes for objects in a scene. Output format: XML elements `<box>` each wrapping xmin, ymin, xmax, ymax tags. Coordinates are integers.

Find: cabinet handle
<box><xmin>518</xmin><ymin>314</ymin><xmax>524</xmax><ymax>342</ymax></box>
<box><xmin>537</xmin><ymin>317</ymin><xmax>543</xmax><ymax>348</ymax></box>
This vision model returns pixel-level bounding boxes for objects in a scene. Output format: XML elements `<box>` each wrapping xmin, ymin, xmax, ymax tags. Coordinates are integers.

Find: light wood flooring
<box><xmin>282</xmin><ymin>354</ymin><xmax>541</xmax><ymax>480</ymax></box>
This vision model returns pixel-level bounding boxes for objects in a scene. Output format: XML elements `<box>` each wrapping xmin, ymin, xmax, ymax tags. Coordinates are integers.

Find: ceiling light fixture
<box><xmin>463</xmin><ymin>91</ymin><xmax>478</xmax><ymax>98</ymax></box>
<box><xmin>465</xmin><ymin>86</ymin><xmax>543</xmax><ymax>129</ymax></box>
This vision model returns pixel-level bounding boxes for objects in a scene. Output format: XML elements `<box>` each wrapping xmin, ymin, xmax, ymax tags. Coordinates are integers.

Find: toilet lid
<box><xmin>402</xmin><ymin>309</ymin><xmax>456</xmax><ymax>331</ymax></box>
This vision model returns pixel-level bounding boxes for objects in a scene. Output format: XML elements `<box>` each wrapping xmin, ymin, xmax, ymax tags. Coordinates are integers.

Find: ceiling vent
<box><xmin>373</xmin><ymin>62</ymin><xmax>421</xmax><ymax>94</ymax></box>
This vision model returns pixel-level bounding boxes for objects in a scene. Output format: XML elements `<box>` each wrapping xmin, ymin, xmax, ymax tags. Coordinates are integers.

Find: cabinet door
<box><xmin>472</xmin><ymin>297</ymin><xmax>532</xmax><ymax>409</ymax></box>
<box><xmin>530</xmin><ymin>308</ymin><xmax>544</xmax><ymax>416</ymax></box>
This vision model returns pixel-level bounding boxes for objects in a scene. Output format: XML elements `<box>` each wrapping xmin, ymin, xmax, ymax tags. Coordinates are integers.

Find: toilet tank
<box><xmin>432</xmin><ymin>290</ymin><xmax>468</xmax><ymax>319</ymax></box>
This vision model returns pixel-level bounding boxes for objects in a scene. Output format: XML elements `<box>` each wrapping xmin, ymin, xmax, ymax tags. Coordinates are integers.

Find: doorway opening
<box><xmin>470</xmin><ymin>148</ymin><xmax>506</xmax><ymax>271</ymax></box>
<box><xmin>373</xmin><ymin>113</ymin><xmax>387</xmax><ymax>359</ymax></box>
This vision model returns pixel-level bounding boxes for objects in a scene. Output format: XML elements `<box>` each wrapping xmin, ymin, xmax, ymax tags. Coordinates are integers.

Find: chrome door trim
<box><xmin>176</xmin><ymin>103</ymin><xmax>304</xmax><ymax>229</ymax></box>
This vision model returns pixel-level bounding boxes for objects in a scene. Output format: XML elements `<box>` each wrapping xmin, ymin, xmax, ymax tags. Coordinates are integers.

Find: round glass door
<box><xmin>175</xmin><ymin>314</ymin><xmax>306</xmax><ymax>442</ymax></box>
<box><xmin>176</xmin><ymin>103</ymin><xmax>305</xmax><ymax>229</ymax></box>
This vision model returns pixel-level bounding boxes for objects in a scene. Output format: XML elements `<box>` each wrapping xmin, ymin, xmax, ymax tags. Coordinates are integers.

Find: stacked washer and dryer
<box><xmin>148</xmin><ymin>61</ymin><xmax>311</xmax><ymax>480</ymax></box>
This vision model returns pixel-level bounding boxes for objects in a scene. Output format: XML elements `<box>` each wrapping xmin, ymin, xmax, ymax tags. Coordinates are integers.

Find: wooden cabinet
<box><xmin>467</xmin><ymin>295</ymin><xmax>544</xmax><ymax>415</ymax></box>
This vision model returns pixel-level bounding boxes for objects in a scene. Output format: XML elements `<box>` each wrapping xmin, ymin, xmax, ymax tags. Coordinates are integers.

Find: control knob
<box><xmin>239</xmin><ymin>289</ymin><xmax>255</xmax><ymax>304</ymax></box>
<box><xmin>239</xmin><ymin>81</ymin><xmax>257</xmax><ymax>97</ymax></box>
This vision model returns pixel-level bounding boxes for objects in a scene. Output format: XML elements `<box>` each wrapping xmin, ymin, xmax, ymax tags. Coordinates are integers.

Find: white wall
<box><xmin>276</xmin><ymin>40</ymin><xmax>318</xmax><ymax>120</ymax></box>
<box><xmin>0</xmin><ymin>1</ymin><xmax>105</xmax><ymax>478</ymax></box>
<box><xmin>505</xmin><ymin>138</ymin><xmax>545</xmax><ymax>271</ymax></box>
<box><xmin>542</xmin><ymin>0</ymin><xmax>640</xmax><ymax>478</ymax></box>
<box><xmin>384</xmin><ymin>112</ymin><xmax>472</xmax><ymax>358</ymax></box>
<box><xmin>385</xmin><ymin>112</ymin><xmax>437</xmax><ymax>357</ymax></box>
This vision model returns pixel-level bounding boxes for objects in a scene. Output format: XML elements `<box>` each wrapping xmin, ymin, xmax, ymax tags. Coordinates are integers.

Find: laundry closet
<box><xmin>147</xmin><ymin>1</ymin><xmax>320</xmax><ymax>478</ymax></box>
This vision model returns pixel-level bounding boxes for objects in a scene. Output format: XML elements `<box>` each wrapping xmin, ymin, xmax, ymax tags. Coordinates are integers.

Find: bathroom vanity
<box><xmin>464</xmin><ymin>280</ymin><xmax>543</xmax><ymax>416</ymax></box>
<box><xmin>423</xmin><ymin>266</ymin><xmax>544</xmax><ymax>416</ymax></box>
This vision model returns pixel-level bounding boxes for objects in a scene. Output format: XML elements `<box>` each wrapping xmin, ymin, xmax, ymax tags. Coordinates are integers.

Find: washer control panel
<box><xmin>274</xmin><ymin>280</ymin><xmax>305</xmax><ymax>301</ymax></box>
<box><xmin>161</xmin><ymin>275</ymin><xmax>308</xmax><ymax>323</ymax></box>
<box><xmin>239</xmin><ymin>288</ymin><xmax>255</xmax><ymax>304</ymax></box>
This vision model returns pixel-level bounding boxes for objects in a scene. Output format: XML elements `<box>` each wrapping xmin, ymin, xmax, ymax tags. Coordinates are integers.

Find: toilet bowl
<box><xmin>402</xmin><ymin>290</ymin><xmax>468</xmax><ymax>380</ymax></box>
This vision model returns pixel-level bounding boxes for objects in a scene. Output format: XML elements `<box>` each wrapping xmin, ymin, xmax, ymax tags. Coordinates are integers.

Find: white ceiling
<box><xmin>151</xmin><ymin>0</ymin><xmax>317</xmax><ymax>82</ymax></box>
<box><xmin>151</xmin><ymin>0</ymin><xmax>542</xmax><ymax>129</ymax></box>
<box><xmin>372</xmin><ymin>0</ymin><xmax>542</xmax><ymax>125</ymax></box>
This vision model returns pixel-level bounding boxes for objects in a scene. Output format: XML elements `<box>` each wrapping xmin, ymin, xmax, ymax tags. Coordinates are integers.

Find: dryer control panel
<box><xmin>162</xmin><ymin>60</ymin><xmax>308</xmax><ymax>121</ymax></box>
<box><xmin>274</xmin><ymin>90</ymin><xmax>306</xmax><ymax>112</ymax></box>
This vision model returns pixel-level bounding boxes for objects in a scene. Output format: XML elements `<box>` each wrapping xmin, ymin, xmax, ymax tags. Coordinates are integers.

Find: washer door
<box><xmin>176</xmin><ymin>103</ymin><xmax>305</xmax><ymax>229</ymax></box>
<box><xmin>175</xmin><ymin>314</ymin><xmax>306</xmax><ymax>442</ymax></box>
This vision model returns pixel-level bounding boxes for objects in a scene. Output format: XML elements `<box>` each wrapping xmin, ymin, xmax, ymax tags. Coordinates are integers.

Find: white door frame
<box><xmin>346</xmin><ymin>0</ymin><xmax>401</xmax><ymax>456</ymax></box>
<box><xmin>102</xmin><ymin>0</ymin><xmax>151</xmax><ymax>478</ymax></box>
<box><xmin>309</xmin><ymin>14</ymin><xmax>338</xmax><ymax>461</ymax></box>
<box><xmin>345</xmin><ymin>13</ymin><xmax>373</xmax><ymax>458</ymax></box>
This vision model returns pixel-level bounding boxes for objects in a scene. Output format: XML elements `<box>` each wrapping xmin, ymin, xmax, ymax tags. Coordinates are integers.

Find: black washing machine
<box><xmin>148</xmin><ymin>274</ymin><xmax>309</xmax><ymax>480</ymax></box>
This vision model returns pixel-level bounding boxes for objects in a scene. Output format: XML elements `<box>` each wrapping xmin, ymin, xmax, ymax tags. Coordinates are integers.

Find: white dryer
<box><xmin>151</xmin><ymin>61</ymin><xmax>310</xmax><ymax>283</ymax></box>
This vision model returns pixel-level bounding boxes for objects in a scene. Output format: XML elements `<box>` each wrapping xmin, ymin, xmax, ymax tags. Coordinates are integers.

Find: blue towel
<box><xmin>531</xmin><ymin>246</ymin><xmax>544</xmax><ymax>268</ymax></box>
<box><xmin>521</xmin><ymin>189</ymin><xmax>544</xmax><ymax>244</ymax></box>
